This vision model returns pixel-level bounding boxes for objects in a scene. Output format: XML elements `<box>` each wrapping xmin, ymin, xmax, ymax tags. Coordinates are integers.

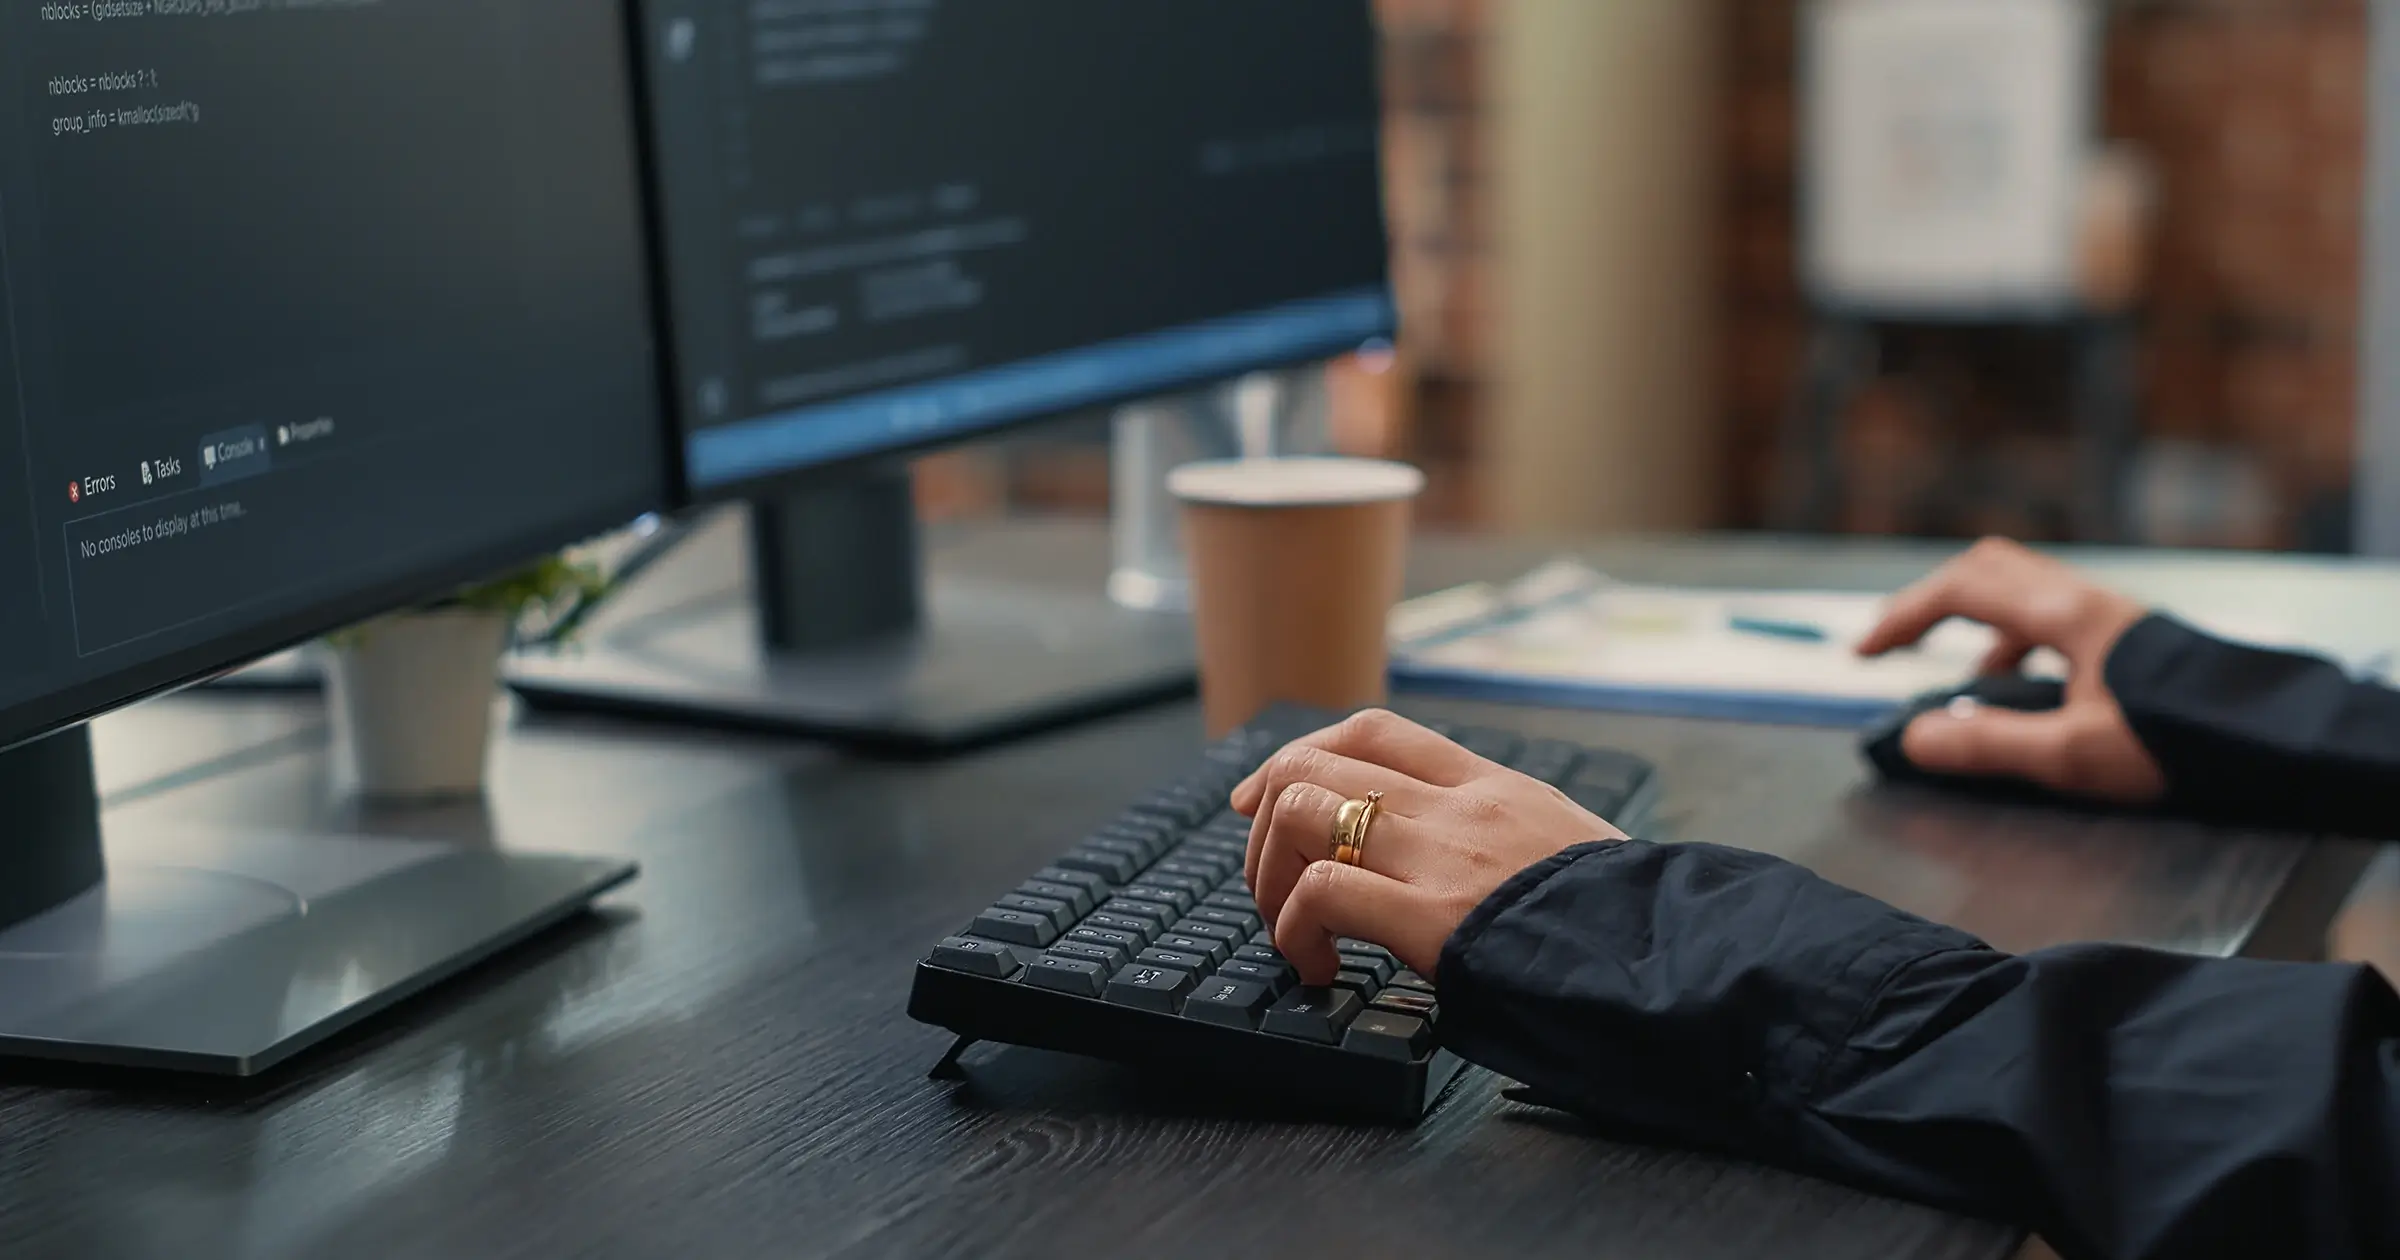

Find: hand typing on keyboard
<box><xmin>910</xmin><ymin>704</ymin><xmax>1658</xmax><ymax>1121</ymax></box>
<box><xmin>1231</xmin><ymin>709</ymin><xmax>1630</xmax><ymax>988</ymax></box>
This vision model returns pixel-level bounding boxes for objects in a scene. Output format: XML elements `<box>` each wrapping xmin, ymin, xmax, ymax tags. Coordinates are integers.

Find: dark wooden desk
<box><xmin>1</xmin><ymin>522</ymin><xmax>2386</xmax><ymax>1260</ymax></box>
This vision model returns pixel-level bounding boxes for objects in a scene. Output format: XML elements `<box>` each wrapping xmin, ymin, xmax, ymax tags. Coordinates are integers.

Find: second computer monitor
<box><xmin>509</xmin><ymin>0</ymin><xmax>1394</xmax><ymax>750</ymax></box>
<box><xmin>638</xmin><ymin>0</ymin><xmax>1393</xmax><ymax>491</ymax></box>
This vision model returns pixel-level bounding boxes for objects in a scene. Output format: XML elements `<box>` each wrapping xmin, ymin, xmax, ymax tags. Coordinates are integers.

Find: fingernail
<box><xmin>1944</xmin><ymin>697</ymin><xmax>1981</xmax><ymax>720</ymax></box>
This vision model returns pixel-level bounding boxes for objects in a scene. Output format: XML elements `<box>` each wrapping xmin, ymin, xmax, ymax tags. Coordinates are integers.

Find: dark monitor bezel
<box><xmin>0</xmin><ymin>492</ymin><xmax>661</xmax><ymax>759</ymax></box>
<box><xmin>673</xmin><ymin>323</ymin><xmax>1396</xmax><ymax>505</ymax></box>
<box><xmin>0</xmin><ymin>6</ymin><xmax>679</xmax><ymax>759</ymax></box>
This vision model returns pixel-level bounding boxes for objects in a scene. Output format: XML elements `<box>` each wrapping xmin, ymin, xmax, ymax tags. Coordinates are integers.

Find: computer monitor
<box><xmin>0</xmin><ymin>0</ymin><xmax>666</xmax><ymax>1071</ymax></box>
<box><xmin>508</xmin><ymin>0</ymin><xmax>1395</xmax><ymax>751</ymax></box>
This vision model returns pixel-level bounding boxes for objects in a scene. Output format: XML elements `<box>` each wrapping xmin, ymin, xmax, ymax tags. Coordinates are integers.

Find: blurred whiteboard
<box><xmin>1803</xmin><ymin>0</ymin><xmax>2097</xmax><ymax>311</ymax></box>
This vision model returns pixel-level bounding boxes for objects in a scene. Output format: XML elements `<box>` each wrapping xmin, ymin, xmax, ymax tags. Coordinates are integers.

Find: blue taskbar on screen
<box><xmin>684</xmin><ymin>284</ymin><xmax>1397</xmax><ymax>489</ymax></box>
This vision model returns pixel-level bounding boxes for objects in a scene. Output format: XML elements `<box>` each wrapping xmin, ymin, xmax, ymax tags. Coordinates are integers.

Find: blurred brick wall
<box><xmin>1378</xmin><ymin>0</ymin><xmax>1493</xmax><ymax>526</ymax></box>
<box><xmin>1724</xmin><ymin>0</ymin><xmax>2368</xmax><ymax>544</ymax></box>
<box><xmin>1724</xmin><ymin>0</ymin><xmax>1802</xmax><ymax>531</ymax></box>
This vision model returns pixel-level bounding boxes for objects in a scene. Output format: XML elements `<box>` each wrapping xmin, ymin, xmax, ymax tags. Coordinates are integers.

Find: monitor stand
<box><xmin>505</xmin><ymin>471</ymin><xmax>1197</xmax><ymax>753</ymax></box>
<box><xmin>0</xmin><ymin>725</ymin><xmax>635</xmax><ymax>1075</ymax></box>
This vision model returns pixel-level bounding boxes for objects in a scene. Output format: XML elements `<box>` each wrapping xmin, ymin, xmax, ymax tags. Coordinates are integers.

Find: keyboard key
<box><xmin>1017</xmin><ymin>879</ymin><xmax>1094</xmax><ymax>918</ymax></box>
<box><xmin>1342</xmin><ymin>1011</ymin><xmax>1432</xmax><ymax>1062</ymax></box>
<box><xmin>1125</xmin><ymin>811</ymin><xmax>1198</xmax><ymax>842</ymax></box>
<box><xmin>1183</xmin><ymin>978</ymin><xmax>1274</xmax><ymax>1030</ymax></box>
<box><xmin>1171</xmin><ymin>920</ymin><xmax>1244</xmax><ymax>949</ymax></box>
<box><xmin>1513</xmin><ymin>739</ymin><xmax>1583</xmax><ymax>786</ymax></box>
<box><xmin>1337</xmin><ymin>951</ymin><xmax>1396</xmax><ymax>985</ymax></box>
<box><xmin>1049</xmin><ymin>942</ymin><xmax>1125</xmax><ymax>971</ymax></box>
<box><xmin>1180</xmin><ymin>837</ymin><xmax>1246</xmax><ymax>862</ymax></box>
<box><xmin>1249</xmin><ymin>930</ymin><xmax>1275</xmax><ymax>947</ymax></box>
<box><xmin>1123</xmin><ymin>789</ymin><xmax>1190</xmax><ymax>816</ymax></box>
<box><xmin>1564</xmin><ymin>754</ymin><xmax>1650</xmax><ymax>818</ymax></box>
<box><xmin>1136</xmin><ymin>947</ymin><xmax>1210</xmax><ymax>974</ymax></box>
<box><xmin>1166</xmin><ymin>872</ymin><xmax>1233</xmax><ymax>900</ymax></box>
<box><xmin>1105</xmin><ymin>813</ymin><xmax>1180</xmax><ymax>843</ymax></box>
<box><xmin>1336</xmin><ymin>939</ymin><xmax>1394</xmax><ymax>962</ymax></box>
<box><xmin>1454</xmin><ymin>726</ymin><xmax>1522</xmax><ymax>764</ymax></box>
<box><xmin>1154</xmin><ymin>859</ymin><xmax>1228</xmax><ymax>885</ymax></box>
<box><xmin>1022</xmin><ymin>955</ymin><xmax>1108</xmax><ymax>998</ymax></box>
<box><xmin>1332</xmin><ymin>968</ymin><xmax>1382</xmax><ymax>1001</ymax></box>
<box><xmin>1083</xmin><ymin>913</ymin><xmax>1159</xmax><ymax>943</ymax></box>
<box><xmin>1054</xmin><ymin>847</ymin><xmax>1139</xmax><ymax>884</ymax></box>
<box><xmin>1203</xmin><ymin>891</ymin><xmax>1259</xmax><ymax>914</ymax></box>
<box><xmin>1162</xmin><ymin>785</ymin><xmax>1221</xmax><ymax>820</ymax></box>
<box><xmin>1142</xmin><ymin>782</ymin><xmax>1217</xmax><ymax>823</ymax></box>
<box><xmin>1086</xmin><ymin>835</ymin><xmax>1154</xmax><ymax>865</ymax></box>
<box><xmin>1032</xmin><ymin>867</ymin><xmax>1109</xmax><ymax>899</ymax></box>
<box><xmin>1518</xmin><ymin>756</ymin><xmax>1579</xmax><ymax>788</ymax></box>
<box><xmin>972</xmin><ymin>907</ymin><xmax>1057</xmax><ymax>948</ymax></box>
<box><xmin>1507</xmin><ymin>729</ymin><xmax>1584</xmax><ymax>772</ymax></box>
<box><xmin>1098</xmin><ymin>826</ymin><xmax>1174</xmax><ymax>862</ymax></box>
<box><xmin>1164</xmin><ymin>780</ymin><xmax>1222</xmax><ymax>810</ymax></box>
<box><xmin>1188</xmin><ymin>906</ymin><xmax>1262</xmax><ymax>936</ymax></box>
<box><xmin>1232</xmin><ymin>944</ymin><xmax>1285</xmax><ymax>967</ymax></box>
<box><xmin>1388</xmin><ymin>970</ymin><xmax>1437</xmax><ymax>995</ymax></box>
<box><xmin>1571</xmin><ymin>751</ymin><xmax>1651</xmax><ymax>798</ymax></box>
<box><xmin>1100</xmin><ymin>898</ymin><xmax>1178</xmax><ymax>931</ymax></box>
<box><xmin>1370</xmin><ymin>989</ymin><xmax>1439</xmax><ymax>1021</ymax></box>
<box><xmin>1054</xmin><ymin>944</ymin><xmax>1131</xmax><ymax>978</ymax></box>
<box><xmin>1261</xmin><ymin>986</ymin><xmax>1363</xmax><ymax>1043</ymax></box>
<box><xmin>1563</xmin><ymin>784</ymin><xmax>1628</xmax><ymax>820</ymax></box>
<box><xmin>1199</xmin><ymin>809</ymin><xmax>1251</xmax><ymax>834</ymax></box>
<box><xmin>1202</xmin><ymin>743</ymin><xmax>1256</xmax><ymax>773</ymax></box>
<box><xmin>930</xmin><ymin>936</ymin><xmax>1021</xmax><ymax>979</ymax></box>
<box><xmin>1146</xmin><ymin>872</ymin><xmax>1212</xmax><ymax>903</ymax></box>
<box><xmin>1518</xmin><ymin>738</ymin><xmax>1584</xmax><ymax>766</ymax></box>
<box><xmin>1215</xmin><ymin>959</ymin><xmax>1292</xmax><ymax>995</ymax></box>
<box><xmin>1183</xmin><ymin>865</ymin><xmax>1241</xmax><ymax>887</ymax></box>
<box><xmin>1121</xmin><ymin>883</ymin><xmax>1196</xmax><ymax>915</ymax></box>
<box><xmin>1066</xmin><ymin>925</ymin><xmax>1143</xmax><ymax>963</ymax></box>
<box><xmin>1190</xmin><ymin>766</ymin><xmax>1239</xmax><ymax>793</ymax></box>
<box><xmin>1106</xmin><ymin>964</ymin><xmax>1199</xmax><ymax>1013</ymax></box>
<box><xmin>1154</xmin><ymin>932</ymin><xmax>1230</xmax><ymax>967</ymax></box>
<box><xmin>995</xmin><ymin>893</ymin><xmax>1076</xmax><ymax>934</ymax></box>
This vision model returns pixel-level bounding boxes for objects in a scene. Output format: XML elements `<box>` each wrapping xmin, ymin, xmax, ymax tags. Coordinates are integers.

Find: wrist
<box><xmin>2076</xmin><ymin>589</ymin><xmax>2151</xmax><ymax>668</ymax></box>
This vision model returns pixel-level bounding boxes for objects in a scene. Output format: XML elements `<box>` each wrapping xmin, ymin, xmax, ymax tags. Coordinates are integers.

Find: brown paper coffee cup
<box><xmin>1170</xmin><ymin>458</ymin><xmax>1425</xmax><ymax>737</ymax></box>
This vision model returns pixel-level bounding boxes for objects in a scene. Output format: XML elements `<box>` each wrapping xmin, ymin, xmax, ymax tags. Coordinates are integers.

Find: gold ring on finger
<box><xmin>1333</xmin><ymin>790</ymin><xmax>1383</xmax><ymax>867</ymax></box>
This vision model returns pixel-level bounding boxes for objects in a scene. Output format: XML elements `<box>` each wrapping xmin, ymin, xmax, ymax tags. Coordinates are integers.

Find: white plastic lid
<box><xmin>1166</xmin><ymin>458</ymin><xmax>1426</xmax><ymax>508</ymax></box>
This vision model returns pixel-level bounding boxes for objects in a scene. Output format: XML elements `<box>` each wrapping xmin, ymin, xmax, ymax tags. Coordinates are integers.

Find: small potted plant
<box><xmin>324</xmin><ymin>553</ymin><xmax>608</xmax><ymax>801</ymax></box>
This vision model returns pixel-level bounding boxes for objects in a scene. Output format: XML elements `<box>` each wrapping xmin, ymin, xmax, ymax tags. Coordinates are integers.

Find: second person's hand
<box><xmin>1857</xmin><ymin>538</ymin><xmax>2166</xmax><ymax>804</ymax></box>
<box><xmin>1228</xmin><ymin>710</ymin><xmax>1628</xmax><ymax>986</ymax></box>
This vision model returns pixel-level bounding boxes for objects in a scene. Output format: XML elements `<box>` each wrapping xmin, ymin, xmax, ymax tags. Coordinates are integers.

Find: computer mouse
<box><xmin>1861</xmin><ymin>674</ymin><xmax>2067</xmax><ymax>794</ymax></box>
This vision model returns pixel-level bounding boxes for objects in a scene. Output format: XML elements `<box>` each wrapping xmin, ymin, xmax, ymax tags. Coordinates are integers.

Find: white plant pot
<box><xmin>325</xmin><ymin>609</ymin><xmax>510</xmax><ymax>800</ymax></box>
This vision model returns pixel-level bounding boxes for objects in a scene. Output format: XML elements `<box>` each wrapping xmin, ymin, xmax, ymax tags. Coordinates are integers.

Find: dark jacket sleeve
<box><xmin>1437</xmin><ymin>839</ymin><xmax>2400</xmax><ymax>1260</ymax></box>
<box><xmin>2108</xmin><ymin>614</ymin><xmax>2400</xmax><ymax>837</ymax></box>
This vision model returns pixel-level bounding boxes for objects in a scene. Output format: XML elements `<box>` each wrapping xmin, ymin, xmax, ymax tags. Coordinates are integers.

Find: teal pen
<box><xmin>1727</xmin><ymin>614</ymin><xmax>1830</xmax><ymax>644</ymax></box>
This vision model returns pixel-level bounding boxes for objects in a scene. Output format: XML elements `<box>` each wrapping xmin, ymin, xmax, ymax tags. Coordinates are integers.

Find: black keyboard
<box><xmin>906</xmin><ymin>704</ymin><xmax>1661</xmax><ymax>1124</ymax></box>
